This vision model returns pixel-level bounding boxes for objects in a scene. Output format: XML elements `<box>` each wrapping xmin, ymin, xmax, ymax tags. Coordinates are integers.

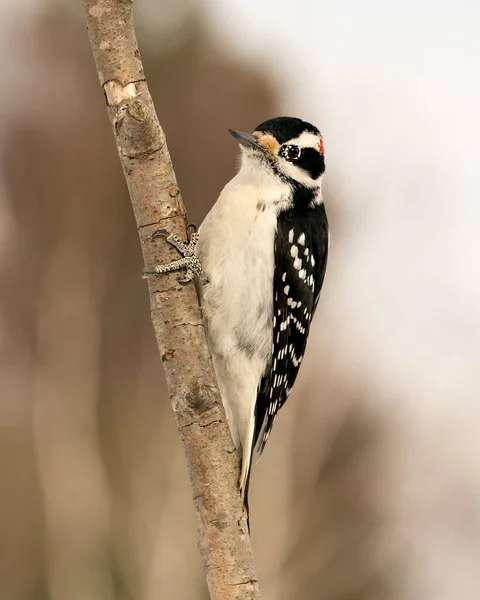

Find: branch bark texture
<box><xmin>83</xmin><ymin>2</ymin><xmax>260</xmax><ymax>598</ymax></box>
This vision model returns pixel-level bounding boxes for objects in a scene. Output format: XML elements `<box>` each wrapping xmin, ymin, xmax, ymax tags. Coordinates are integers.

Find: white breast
<box><xmin>196</xmin><ymin>160</ymin><xmax>290</xmax><ymax>448</ymax></box>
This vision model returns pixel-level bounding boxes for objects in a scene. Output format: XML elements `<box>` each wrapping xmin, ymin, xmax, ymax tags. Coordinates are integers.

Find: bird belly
<box><xmin>197</xmin><ymin>196</ymin><xmax>276</xmax><ymax>449</ymax></box>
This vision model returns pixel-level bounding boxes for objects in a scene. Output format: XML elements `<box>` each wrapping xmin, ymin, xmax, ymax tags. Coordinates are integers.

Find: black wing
<box><xmin>254</xmin><ymin>202</ymin><xmax>329</xmax><ymax>454</ymax></box>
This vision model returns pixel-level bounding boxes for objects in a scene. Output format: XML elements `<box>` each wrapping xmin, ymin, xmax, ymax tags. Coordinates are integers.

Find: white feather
<box><xmin>288</xmin><ymin>131</ymin><xmax>321</xmax><ymax>149</ymax></box>
<box><xmin>196</xmin><ymin>155</ymin><xmax>291</xmax><ymax>494</ymax></box>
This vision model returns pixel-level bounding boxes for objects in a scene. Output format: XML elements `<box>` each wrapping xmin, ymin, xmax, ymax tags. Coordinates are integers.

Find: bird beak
<box><xmin>229</xmin><ymin>129</ymin><xmax>263</xmax><ymax>152</ymax></box>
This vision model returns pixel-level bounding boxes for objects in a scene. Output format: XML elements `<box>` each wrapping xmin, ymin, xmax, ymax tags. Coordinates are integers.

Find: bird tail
<box><xmin>239</xmin><ymin>401</ymin><xmax>259</xmax><ymax>533</ymax></box>
<box><xmin>242</xmin><ymin>478</ymin><xmax>251</xmax><ymax>533</ymax></box>
<box><xmin>239</xmin><ymin>391</ymin><xmax>274</xmax><ymax>532</ymax></box>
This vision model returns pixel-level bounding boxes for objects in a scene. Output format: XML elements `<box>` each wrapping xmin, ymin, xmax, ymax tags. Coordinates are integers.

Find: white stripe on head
<box><xmin>287</xmin><ymin>131</ymin><xmax>321</xmax><ymax>149</ymax></box>
<box><xmin>279</xmin><ymin>159</ymin><xmax>323</xmax><ymax>188</ymax></box>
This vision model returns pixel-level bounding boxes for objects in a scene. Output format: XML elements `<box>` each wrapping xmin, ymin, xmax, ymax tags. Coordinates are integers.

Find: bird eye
<box><xmin>285</xmin><ymin>145</ymin><xmax>300</xmax><ymax>161</ymax></box>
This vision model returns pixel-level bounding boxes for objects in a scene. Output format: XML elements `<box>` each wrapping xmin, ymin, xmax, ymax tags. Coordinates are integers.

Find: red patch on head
<box><xmin>318</xmin><ymin>137</ymin><xmax>324</xmax><ymax>154</ymax></box>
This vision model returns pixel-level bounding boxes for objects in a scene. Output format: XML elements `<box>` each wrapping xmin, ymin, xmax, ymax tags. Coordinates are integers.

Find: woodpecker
<box><xmin>144</xmin><ymin>117</ymin><xmax>329</xmax><ymax>518</ymax></box>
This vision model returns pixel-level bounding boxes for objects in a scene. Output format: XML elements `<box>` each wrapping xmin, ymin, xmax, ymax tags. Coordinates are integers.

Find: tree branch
<box><xmin>83</xmin><ymin>2</ymin><xmax>260</xmax><ymax>598</ymax></box>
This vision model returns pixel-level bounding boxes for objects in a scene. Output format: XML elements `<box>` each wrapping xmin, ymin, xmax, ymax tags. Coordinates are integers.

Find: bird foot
<box><xmin>142</xmin><ymin>224</ymin><xmax>208</xmax><ymax>284</ymax></box>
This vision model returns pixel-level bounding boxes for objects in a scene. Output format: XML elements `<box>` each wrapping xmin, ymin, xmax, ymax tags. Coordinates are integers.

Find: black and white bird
<box><xmin>145</xmin><ymin>117</ymin><xmax>329</xmax><ymax>517</ymax></box>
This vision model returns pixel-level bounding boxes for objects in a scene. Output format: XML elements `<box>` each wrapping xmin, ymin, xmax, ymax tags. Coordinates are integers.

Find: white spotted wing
<box><xmin>254</xmin><ymin>203</ymin><xmax>329</xmax><ymax>454</ymax></box>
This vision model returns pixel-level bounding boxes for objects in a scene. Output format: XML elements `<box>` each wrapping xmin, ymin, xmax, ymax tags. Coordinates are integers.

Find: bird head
<box><xmin>229</xmin><ymin>116</ymin><xmax>325</xmax><ymax>189</ymax></box>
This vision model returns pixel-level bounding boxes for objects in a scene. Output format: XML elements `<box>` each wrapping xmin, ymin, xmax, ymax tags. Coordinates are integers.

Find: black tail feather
<box><xmin>243</xmin><ymin>478</ymin><xmax>251</xmax><ymax>533</ymax></box>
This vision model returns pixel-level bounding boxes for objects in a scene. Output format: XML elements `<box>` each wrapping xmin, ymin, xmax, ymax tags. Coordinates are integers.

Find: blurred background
<box><xmin>1</xmin><ymin>0</ymin><xmax>480</xmax><ymax>598</ymax></box>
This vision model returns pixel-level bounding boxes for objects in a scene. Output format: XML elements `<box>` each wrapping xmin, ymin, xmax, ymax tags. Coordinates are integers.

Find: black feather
<box><xmin>255</xmin><ymin>116</ymin><xmax>320</xmax><ymax>143</ymax></box>
<box><xmin>254</xmin><ymin>197</ymin><xmax>329</xmax><ymax>453</ymax></box>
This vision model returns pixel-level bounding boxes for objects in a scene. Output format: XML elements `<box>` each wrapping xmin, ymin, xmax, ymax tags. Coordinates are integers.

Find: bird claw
<box><xmin>151</xmin><ymin>228</ymin><xmax>170</xmax><ymax>241</ymax></box>
<box><xmin>177</xmin><ymin>269</ymin><xmax>195</xmax><ymax>284</ymax></box>
<box><xmin>142</xmin><ymin>224</ymin><xmax>208</xmax><ymax>283</ymax></box>
<box><xmin>186</xmin><ymin>223</ymin><xmax>198</xmax><ymax>242</ymax></box>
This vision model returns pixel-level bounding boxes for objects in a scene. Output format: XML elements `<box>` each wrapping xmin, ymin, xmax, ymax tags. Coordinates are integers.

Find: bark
<box><xmin>83</xmin><ymin>2</ymin><xmax>261</xmax><ymax>598</ymax></box>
